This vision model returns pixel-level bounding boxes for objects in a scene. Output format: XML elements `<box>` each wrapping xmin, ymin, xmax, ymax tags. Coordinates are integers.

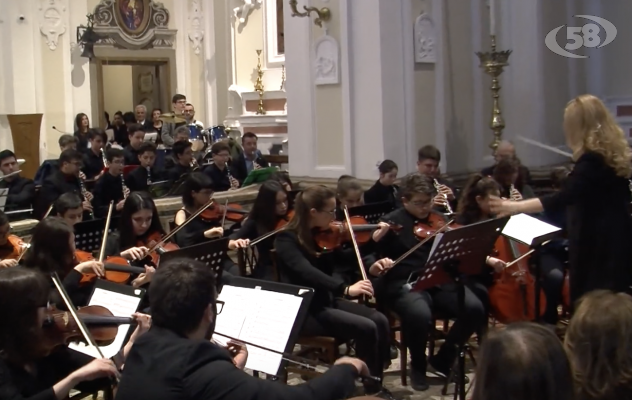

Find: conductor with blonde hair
<box><xmin>491</xmin><ymin>94</ymin><xmax>632</xmax><ymax>307</ymax></box>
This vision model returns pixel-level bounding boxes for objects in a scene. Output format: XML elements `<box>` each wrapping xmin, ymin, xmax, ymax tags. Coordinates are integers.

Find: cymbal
<box><xmin>159</xmin><ymin>113</ymin><xmax>186</xmax><ymax>124</ymax></box>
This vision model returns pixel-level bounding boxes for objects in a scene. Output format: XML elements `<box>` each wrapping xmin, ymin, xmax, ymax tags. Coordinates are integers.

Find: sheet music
<box><xmin>0</xmin><ymin>188</ymin><xmax>8</xmax><ymax>210</ymax></box>
<box><xmin>69</xmin><ymin>287</ymin><xmax>142</xmax><ymax>359</ymax></box>
<box><xmin>212</xmin><ymin>286</ymin><xmax>303</xmax><ymax>375</ymax></box>
<box><xmin>502</xmin><ymin>213</ymin><xmax>561</xmax><ymax>246</ymax></box>
<box><xmin>144</xmin><ymin>132</ymin><xmax>158</xmax><ymax>143</ymax></box>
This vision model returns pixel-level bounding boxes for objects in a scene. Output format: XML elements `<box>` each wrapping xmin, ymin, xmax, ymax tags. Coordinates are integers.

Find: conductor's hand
<box><xmin>348</xmin><ymin>280</ymin><xmax>374</xmax><ymax>297</ymax></box>
<box><xmin>204</xmin><ymin>227</ymin><xmax>224</xmax><ymax>239</ymax></box>
<box><xmin>121</xmin><ymin>246</ymin><xmax>149</xmax><ymax>261</ymax></box>
<box><xmin>74</xmin><ymin>261</ymin><xmax>104</xmax><ymax>277</ymax></box>
<box><xmin>489</xmin><ymin>196</ymin><xmax>517</xmax><ymax>218</ymax></box>
<box><xmin>334</xmin><ymin>357</ymin><xmax>369</xmax><ymax>377</ymax></box>
<box><xmin>371</xmin><ymin>222</ymin><xmax>390</xmax><ymax>242</ymax></box>
<box><xmin>228</xmin><ymin>239</ymin><xmax>250</xmax><ymax>249</ymax></box>
<box><xmin>369</xmin><ymin>258</ymin><xmax>393</xmax><ymax>277</ymax></box>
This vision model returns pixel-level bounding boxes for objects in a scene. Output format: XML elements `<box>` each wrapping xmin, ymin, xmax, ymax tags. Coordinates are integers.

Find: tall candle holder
<box><xmin>255</xmin><ymin>49</ymin><xmax>266</xmax><ymax>115</ymax></box>
<box><xmin>280</xmin><ymin>64</ymin><xmax>286</xmax><ymax>91</ymax></box>
<box><xmin>476</xmin><ymin>35</ymin><xmax>512</xmax><ymax>153</ymax></box>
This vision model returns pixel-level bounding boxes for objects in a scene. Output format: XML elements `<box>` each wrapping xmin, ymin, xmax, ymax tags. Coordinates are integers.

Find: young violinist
<box><xmin>490</xmin><ymin>94</ymin><xmax>632</xmax><ymax>307</ymax></box>
<box><xmin>22</xmin><ymin>217</ymin><xmax>105</xmax><ymax>307</ymax></box>
<box><xmin>0</xmin><ymin>210</ymin><xmax>22</xmax><ymax>268</ymax></box>
<box><xmin>82</xmin><ymin>129</ymin><xmax>107</xmax><ymax>180</ymax></box>
<box><xmin>268</xmin><ymin>170</ymin><xmax>294</xmax><ymax>192</ymax></box>
<box><xmin>166</xmin><ymin>140</ymin><xmax>194</xmax><ymax>183</ymax></box>
<box><xmin>126</xmin><ymin>142</ymin><xmax>165</xmax><ymax>192</ymax></box>
<box><xmin>416</xmin><ymin>145</ymin><xmax>457</xmax><ymax>211</ymax></box>
<box><xmin>228</xmin><ymin>180</ymin><xmax>291</xmax><ymax>280</ymax></box>
<box><xmin>123</xmin><ymin>124</ymin><xmax>145</xmax><ymax>166</ymax></box>
<box><xmin>372</xmin><ymin>173</ymin><xmax>488</xmax><ymax>391</ymax></box>
<box><xmin>274</xmin><ymin>185</ymin><xmax>392</xmax><ymax>396</ymax></box>
<box><xmin>54</xmin><ymin>192</ymin><xmax>84</xmax><ymax>227</ymax></box>
<box><xmin>92</xmin><ymin>148</ymin><xmax>130</xmax><ymax>218</ymax></box>
<box><xmin>115</xmin><ymin>258</ymin><xmax>367</xmax><ymax>400</ymax></box>
<box><xmin>203</xmin><ymin>141</ymin><xmax>239</xmax><ymax>192</ymax></box>
<box><xmin>0</xmin><ymin>267</ymin><xmax>151</xmax><ymax>400</ymax></box>
<box><xmin>364</xmin><ymin>160</ymin><xmax>399</xmax><ymax>209</ymax></box>
<box><xmin>335</xmin><ymin>176</ymin><xmax>364</xmax><ymax>220</ymax></box>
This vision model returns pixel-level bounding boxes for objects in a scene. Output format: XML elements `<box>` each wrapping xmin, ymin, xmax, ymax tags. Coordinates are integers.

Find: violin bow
<box><xmin>390</xmin><ymin>219</ymin><xmax>455</xmax><ymax>268</ymax></box>
<box><xmin>220</xmin><ymin>199</ymin><xmax>229</xmax><ymax>229</ymax></box>
<box><xmin>214</xmin><ymin>331</ymin><xmax>381</xmax><ymax>384</ymax></box>
<box><xmin>98</xmin><ymin>202</ymin><xmax>115</xmax><ymax>263</ymax></box>
<box><xmin>342</xmin><ymin>205</ymin><xmax>370</xmax><ymax>285</ymax></box>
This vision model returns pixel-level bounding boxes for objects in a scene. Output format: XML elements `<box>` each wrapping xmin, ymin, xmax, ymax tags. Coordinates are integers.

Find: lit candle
<box><xmin>490</xmin><ymin>0</ymin><xmax>496</xmax><ymax>36</ymax></box>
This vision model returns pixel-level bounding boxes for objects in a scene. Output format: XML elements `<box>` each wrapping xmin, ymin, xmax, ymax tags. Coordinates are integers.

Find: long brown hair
<box><xmin>565</xmin><ymin>290</ymin><xmax>632</xmax><ymax>400</ymax></box>
<box><xmin>472</xmin><ymin>322</ymin><xmax>575</xmax><ymax>400</ymax></box>
<box><xmin>457</xmin><ymin>174</ymin><xmax>501</xmax><ymax>225</ymax></box>
<box><xmin>285</xmin><ymin>185</ymin><xmax>335</xmax><ymax>254</ymax></box>
<box><xmin>0</xmin><ymin>268</ymin><xmax>50</xmax><ymax>365</ymax></box>
<box><xmin>23</xmin><ymin>217</ymin><xmax>75</xmax><ymax>275</ymax></box>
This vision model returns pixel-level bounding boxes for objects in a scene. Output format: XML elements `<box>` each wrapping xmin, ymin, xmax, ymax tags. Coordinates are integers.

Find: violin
<box><xmin>414</xmin><ymin>212</ymin><xmax>461</xmax><ymax>240</ymax></box>
<box><xmin>200</xmin><ymin>202</ymin><xmax>248</xmax><ymax>223</ymax></box>
<box><xmin>42</xmin><ymin>305</ymin><xmax>133</xmax><ymax>352</ymax></box>
<box><xmin>0</xmin><ymin>235</ymin><xmax>27</xmax><ymax>261</ymax></box>
<box><xmin>275</xmin><ymin>209</ymin><xmax>295</xmax><ymax>229</ymax></box>
<box><xmin>76</xmin><ymin>250</ymin><xmax>145</xmax><ymax>285</ymax></box>
<box><xmin>132</xmin><ymin>230</ymin><xmax>180</xmax><ymax>267</ymax></box>
<box><xmin>314</xmin><ymin>216</ymin><xmax>402</xmax><ymax>251</ymax></box>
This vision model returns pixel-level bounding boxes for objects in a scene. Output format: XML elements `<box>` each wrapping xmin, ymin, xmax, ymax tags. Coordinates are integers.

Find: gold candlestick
<box><xmin>255</xmin><ymin>50</ymin><xmax>266</xmax><ymax>115</ymax></box>
<box><xmin>476</xmin><ymin>35</ymin><xmax>512</xmax><ymax>153</ymax></box>
<box><xmin>280</xmin><ymin>64</ymin><xmax>286</xmax><ymax>91</ymax></box>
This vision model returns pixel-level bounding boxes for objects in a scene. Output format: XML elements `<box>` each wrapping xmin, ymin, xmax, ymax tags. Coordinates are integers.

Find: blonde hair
<box><xmin>565</xmin><ymin>290</ymin><xmax>632</xmax><ymax>400</ymax></box>
<box><xmin>564</xmin><ymin>94</ymin><xmax>632</xmax><ymax>178</ymax></box>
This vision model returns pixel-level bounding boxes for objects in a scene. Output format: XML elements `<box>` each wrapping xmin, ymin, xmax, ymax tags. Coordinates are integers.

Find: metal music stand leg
<box><xmin>441</xmin><ymin>260</ymin><xmax>467</xmax><ymax>400</ymax></box>
<box><xmin>530</xmin><ymin>246</ymin><xmax>542</xmax><ymax>323</ymax></box>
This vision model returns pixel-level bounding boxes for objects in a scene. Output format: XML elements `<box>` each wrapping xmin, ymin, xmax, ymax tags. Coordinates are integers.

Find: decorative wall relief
<box><xmin>39</xmin><ymin>0</ymin><xmax>67</xmax><ymax>51</ymax></box>
<box><xmin>92</xmin><ymin>0</ymin><xmax>176</xmax><ymax>50</ymax></box>
<box><xmin>233</xmin><ymin>0</ymin><xmax>262</xmax><ymax>27</ymax></box>
<box><xmin>188</xmin><ymin>0</ymin><xmax>204</xmax><ymax>55</ymax></box>
<box><xmin>414</xmin><ymin>12</ymin><xmax>436</xmax><ymax>64</ymax></box>
<box><xmin>313</xmin><ymin>35</ymin><xmax>339</xmax><ymax>86</ymax></box>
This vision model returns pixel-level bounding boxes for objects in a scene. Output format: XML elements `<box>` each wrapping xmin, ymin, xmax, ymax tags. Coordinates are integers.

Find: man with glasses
<box><xmin>93</xmin><ymin>148</ymin><xmax>130</xmax><ymax>218</ymax></box>
<box><xmin>115</xmin><ymin>258</ymin><xmax>366</xmax><ymax>400</ymax></box>
<box><xmin>39</xmin><ymin>149</ymin><xmax>93</xmax><ymax>220</ymax></box>
<box><xmin>160</xmin><ymin>94</ymin><xmax>188</xmax><ymax>147</ymax></box>
<box><xmin>371</xmin><ymin>173</ymin><xmax>488</xmax><ymax>392</ymax></box>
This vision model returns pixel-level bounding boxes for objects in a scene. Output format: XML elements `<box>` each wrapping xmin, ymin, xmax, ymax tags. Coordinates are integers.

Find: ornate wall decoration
<box><xmin>233</xmin><ymin>0</ymin><xmax>262</xmax><ymax>28</ymax></box>
<box><xmin>39</xmin><ymin>0</ymin><xmax>67</xmax><ymax>51</ymax></box>
<box><xmin>188</xmin><ymin>0</ymin><xmax>204</xmax><ymax>55</ymax></box>
<box><xmin>414</xmin><ymin>12</ymin><xmax>436</xmax><ymax>64</ymax></box>
<box><xmin>313</xmin><ymin>34</ymin><xmax>339</xmax><ymax>86</ymax></box>
<box><xmin>92</xmin><ymin>0</ymin><xmax>176</xmax><ymax>50</ymax></box>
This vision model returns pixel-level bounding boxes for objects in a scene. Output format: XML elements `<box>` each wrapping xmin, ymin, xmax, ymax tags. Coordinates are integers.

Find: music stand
<box><xmin>348</xmin><ymin>202</ymin><xmax>393</xmax><ymax>224</ymax></box>
<box><xmin>166</xmin><ymin>174</ymin><xmax>189</xmax><ymax>197</ymax></box>
<box><xmin>412</xmin><ymin>217</ymin><xmax>509</xmax><ymax>400</ymax></box>
<box><xmin>74</xmin><ymin>216</ymin><xmax>120</xmax><ymax>253</ymax></box>
<box><xmin>159</xmin><ymin>238</ymin><xmax>229</xmax><ymax>287</ymax></box>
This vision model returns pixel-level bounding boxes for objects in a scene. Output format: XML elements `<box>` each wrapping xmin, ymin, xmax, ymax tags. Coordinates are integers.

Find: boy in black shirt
<box><xmin>124</xmin><ymin>124</ymin><xmax>145</xmax><ymax>166</ymax></box>
<box><xmin>126</xmin><ymin>142</ymin><xmax>166</xmax><ymax>193</ymax></box>
<box><xmin>93</xmin><ymin>148</ymin><xmax>129</xmax><ymax>218</ymax></box>
<box><xmin>82</xmin><ymin>129</ymin><xmax>107</xmax><ymax>180</ymax></box>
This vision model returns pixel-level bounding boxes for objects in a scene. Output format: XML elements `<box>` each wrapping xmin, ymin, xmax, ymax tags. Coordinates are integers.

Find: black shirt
<box><xmin>363</xmin><ymin>180</ymin><xmax>400</xmax><ymax>210</ymax></box>
<box><xmin>115</xmin><ymin>326</ymin><xmax>357</xmax><ymax>400</ymax></box>
<box><xmin>82</xmin><ymin>149</ymin><xmax>105</xmax><ymax>180</ymax></box>
<box><xmin>92</xmin><ymin>172</ymin><xmax>126</xmax><ymax>218</ymax></box>
<box><xmin>228</xmin><ymin>217</ymin><xmax>279</xmax><ymax>280</ymax></box>
<box><xmin>112</xmin><ymin>125</ymin><xmax>129</xmax><ymax>147</ymax></box>
<box><xmin>0</xmin><ymin>176</ymin><xmax>35</xmax><ymax>217</ymax></box>
<box><xmin>38</xmin><ymin>170</ymin><xmax>84</xmax><ymax>219</ymax></box>
<box><xmin>124</xmin><ymin>146</ymin><xmax>141</xmax><ymax>166</ymax></box>
<box><xmin>202</xmin><ymin>164</ymin><xmax>232</xmax><ymax>192</ymax></box>
<box><xmin>126</xmin><ymin>166</ymin><xmax>166</xmax><ymax>193</ymax></box>
<box><xmin>174</xmin><ymin>209</ymin><xmax>222</xmax><ymax>248</ymax></box>
<box><xmin>166</xmin><ymin>163</ymin><xmax>193</xmax><ymax>184</ymax></box>
<box><xmin>74</xmin><ymin>131</ymin><xmax>90</xmax><ymax>154</ymax></box>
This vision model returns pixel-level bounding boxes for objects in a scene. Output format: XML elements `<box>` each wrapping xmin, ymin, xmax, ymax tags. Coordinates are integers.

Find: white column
<box><xmin>470</xmin><ymin>0</ymin><xmax>486</xmax><ymax>167</ymax></box>
<box><xmin>202</xmin><ymin>0</ymin><xmax>218</xmax><ymax>126</ymax></box>
<box><xmin>67</xmin><ymin>0</ymin><xmax>92</xmax><ymax>129</ymax></box>
<box><xmin>433</xmin><ymin>0</ymin><xmax>447</xmax><ymax>172</ymax></box>
<box><xmin>174</xmin><ymin>0</ymin><xmax>188</xmax><ymax>95</ymax></box>
<box><xmin>583</xmin><ymin>0</ymin><xmax>604</xmax><ymax>97</ymax></box>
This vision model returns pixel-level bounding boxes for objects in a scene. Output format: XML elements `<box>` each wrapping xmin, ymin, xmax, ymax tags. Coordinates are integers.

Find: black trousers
<box><xmin>302</xmin><ymin>299</ymin><xmax>390</xmax><ymax>379</ymax></box>
<box><xmin>385</xmin><ymin>283</ymin><xmax>487</xmax><ymax>373</ymax></box>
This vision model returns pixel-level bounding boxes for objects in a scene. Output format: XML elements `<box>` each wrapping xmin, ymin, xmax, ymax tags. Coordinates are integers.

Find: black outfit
<box><xmin>482</xmin><ymin>164</ymin><xmax>532</xmax><ymax>185</ymax></box>
<box><xmin>82</xmin><ymin>150</ymin><xmax>105</xmax><ymax>180</ymax></box>
<box><xmin>274</xmin><ymin>230</ymin><xmax>390</xmax><ymax>386</ymax></box>
<box><xmin>126</xmin><ymin>166</ymin><xmax>166</xmax><ymax>193</ymax></box>
<box><xmin>376</xmin><ymin>208</ymin><xmax>487</xmax><ymax>376</ymax></box>
<box><xmin>124</xmin><ymin>146</ymin><xmax>141</xmax><ymax>166</ymax></box>
<box><xmin>137</xmin><ymin>120</ymin><xmax>154</xmax><ymax>132</ymax></box>
<box><xmin>166</xmin><ymin>163</ymin><xmax>193</xmax><ymax>183</ymax></box>
<box><xmin>231</xmin><ymin>152</ymin><xmax>269</xmax><ymax>184</ymax></box>
<box><xmin>38</xmin><ymin>170</ymin><xmax>88</xmax><ymax>220</ymax></box>
<box><xmin>112</xmin><ymin>125</ymin><xmax>129</xmax><ymax>147</ymax></box>
<box><xmin>0</xmin><ymin>346</ymin><xmax>109</xmax><ymax>400</ymax></box>
<box><xmin>115</xmin><ymin>326</ymin><xmax>357</xmax><ymax>400</ymax></box>
<box><xmin>539</xmin><ymin>151</ymin><xmax>632</xmax><ymax>306</ymax></box>
<box><xmin>74</xmin><ymin>131</ymin><xmax>90</xmax><ymax>154</ymax></box>
<box><xmin>364</xmin><ymin>180</ymin><xmax>400</xmax><ymax>210</ymax></box>
<box><xmin>0</xmin><ymin>176</ymin><xmax>35</xmax><ymax>218</ymax></box>
<box><xmin>34</xmin><ymin>160</ymin><xmax>59</xmax><ymax>186</ymax></box>
<box><xmin>228</xmin><ymin>217</ymin><xmax>280</xmax><ymax>280</ymax></box>
<box><xmin>202</xmin><ymin>163</ymin><xmax>232</xmax><ymax>192</ymax></box>
<box><xmin>92</xmin><ymin>173</ymin><xmax>126</xmax><ymax>218</ymax></box>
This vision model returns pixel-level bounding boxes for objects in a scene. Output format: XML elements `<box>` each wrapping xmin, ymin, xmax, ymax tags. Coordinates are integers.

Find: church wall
<box><xmin>102</xmin><ymin>65</ymin><xmax>135</xmax><ymax>115</ymax></box>
<box><xmin>601</xmin><ymin>0</ymin><xmax>632</xmax><ymax>98</ymax></box>
<box><xmin>234</xmin><ymin>7</ymin><xmax>264</xmax><ymax>91</ymax></box>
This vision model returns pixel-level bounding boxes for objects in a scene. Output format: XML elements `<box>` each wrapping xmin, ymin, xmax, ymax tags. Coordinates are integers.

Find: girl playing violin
<box><xmin>228</xmin><ymin>180</ymin><xmax>291</xmax><ymax>280</ymax></box>
<box><xmin>268</xmin><ymin>170</ymin><xmax>294</xmax><ymax>192</ymax></box>
<box><xmin>0</xmin><ymin>267</ymin><xmax>151</xmax><ymax>399</ymax></box>
<box><xmin>490</xmin><ymin>94</ymin><xmax>632</xmax><ymax>307</ymax></box>
<box><xmin>274</xmin><ymin>185</ymin><xmax>392</xmax><ymax>396</ymax></box>
<box><xmin>335</xmin><ymin>176</ymin><xmax>364</xmax><ymax>221</ymax></box>
<box><xmin>0</xmin><ymin>210</ymin><xmax>24</xmax><ymax>268</ymax></box>
<box><xmin>364</xmin><ymin>159</ymin><xmax>400</xmax><ymax>209</ymax></box>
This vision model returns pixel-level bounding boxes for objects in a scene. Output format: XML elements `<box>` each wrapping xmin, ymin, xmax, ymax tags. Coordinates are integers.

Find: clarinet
<box><xmin>101</xmin><ymin>148</ymin><xmax>109</xmax><ymax>168</ymax></box>
<box><xmin>121</xmin><ymin>172</ymin><xmax>129</xmax><ymax>200</ymax></box>
<box><xmin>78</xmin><ymin>178</ymin><xmax>94</xmax><ymax>219</ymax></box>
<box><xmin>227</xmin><ymin>166</ymin><xmax>239</xmax><ymax>189</ymax></box>
<box><xmin>146</xmin><ymin>166</ymin><xmax>152</xmax><ymax>186</ymax></box>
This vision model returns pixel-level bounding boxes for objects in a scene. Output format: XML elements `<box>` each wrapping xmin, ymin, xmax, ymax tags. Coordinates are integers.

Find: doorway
<box><xmin>95</xmin><ymin>58</ymin><xmax>171</xmax><ymax>127</ymax></box>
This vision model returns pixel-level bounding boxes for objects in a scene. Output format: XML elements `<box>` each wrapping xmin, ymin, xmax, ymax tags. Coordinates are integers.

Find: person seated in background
<box><xmin>160</xmin><ymin>94</ymin><xmax>188</xmax><ymax>148</ymax></box>
<box><xmin>203</xmin><ymin>142</ymin><xmax>239</xmax><ymax>192</ymax></box>
<box><xmin>34</xmin><ymin>135</ymin><xmax>78</xmax><ymax>185</ymax></box>
<box><xmin>416</xmin><ymin>145</ymin><xmax>457</xmax><ymax>212</ymax></box>
<box><xmin>231</xmin><ymin>132</ymin><xmax>269</xmax><ymax>184</ymax></box>
<box><xmin>126</xmin><ymin>142</ymin><xmax>166</xmax><ymax>193</ymax></box>
<box><xmin>92</xmin><ymin>148</ymin><xmax>129</xmax><ymax>218</ymax></box>
<box><xmin>124</xmin><ymin>124</ymin><xmax>146</xmax><ymax>166</ymax></box>
<box><xmin>73</xmin><ymin>113</ymin><xmax>91</xmax><ymax>153</ymax></box>
<box><xmin>335</xmin><ymin>175</ymin><xmax>364</xmax><ymax>220</ymax></box>
<box><xmin>164</xmin><ymin>126</ymin><xmax>191</xmax><ymax>170</ymax></box>
<box><xmin>135</xmin><ymin>104</ymin><xmax>154</xmax><ymax>132</ymax></box>
<box><xmin>268</xmin><ymin>170</ymin><xmax>294</xmax><ymax>192</ymax></box>
<box><xmin>0</xmin><ymin>150</ymin><xmax>35</xmax><ymax>219</ymax></box>
<box><xmin>482</xmin><ymin>140</ymin><xmax>532</xmax><ymax>184</ymax></box>
<box><xmin>492</xmin><ymin>157</ymin><xmax>536</xmax><ymax>200</ymax></box>
<box><xmin>472</xmin><ymin>322</ymin><xmax>574</xmax><ymax>400</ymax></box>
<box><xmin>565</xmin><ymin>290</ymin><xmax>632</xmax><ymax>400</ymax></box>
<box><xmin>82</xmin><ymin>128</ymin><xmax>107</xmax><ymax>180</ymax></box>
<box><xmin>54</xmin><ymin>192</ymin><xmax>84</xmax><ymax>227</ymax></box>
<box><xmin>183</xmin><ymin>103</ymin><xmax>205</xmax><ymax>131</ymax></box>
<box><xmin>166</xmin><ymin>140</ymin><xmax>195</xmax><ymax>183</ymax></box>
<box><xmin>364</xmin><ymin>159</ymin><xmax>400</xmax><ymax>210</ymax></box>
<box><xmin>114</xmin><ymin>258</ymin><xmax>365</xmax><ymax>400</ymax></box>
<box><xmin>111</xmin><ymin>111</ymin><xmax>127</xmax><ymax>146</ymax></box>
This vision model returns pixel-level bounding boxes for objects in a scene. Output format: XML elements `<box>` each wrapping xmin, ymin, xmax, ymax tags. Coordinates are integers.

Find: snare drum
<box><xmin>210</xmin><ymin>125</ymin><xmax>227</xmax><ymax>143</ymax></box>
<box><xmin>189</xmin><ymin>124</ymin><xmax>208</xmax><ymax>152</ymax></box>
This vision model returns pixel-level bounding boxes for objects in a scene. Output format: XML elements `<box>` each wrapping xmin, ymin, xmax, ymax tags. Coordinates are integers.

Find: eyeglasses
<box><xmin>215</xmin><ymin>300</ymin><xmax>225</xmax><ymax>315</ymax></box>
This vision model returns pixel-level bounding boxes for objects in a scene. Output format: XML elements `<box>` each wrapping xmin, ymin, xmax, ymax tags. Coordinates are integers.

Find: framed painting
<box><xmin>114</xmin><ymin>0</ymin><xmax>151</xmax><ymax>36</ymax></box>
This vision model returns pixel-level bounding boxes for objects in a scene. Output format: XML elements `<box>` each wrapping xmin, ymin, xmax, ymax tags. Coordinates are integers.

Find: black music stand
<box><xmin>166</xmin><ymin>174</ymin><xmax>190</xmax><ymax>197</ymax></box>
<box><xmin>500</xmin><ymin>213</ymin><xmax>563</xmax><ymax>321</ymax></box>
<box><xmin>348</xmin><ymin>202</ymin><xmax>393</xmax><ymax>224</ymax></box>
<box><xmin>159</xmin><ymin>238</ymin><xmax>229</xmax><ymax>287</ymax></box>
<box><xmin>74</xmin><ymin>216</ymin><xmax>120</xmax><ymax>254</ymax></box>
<box><xmin>412</xmin><ymin>217</ymin><xmax>509</xmax><ymax>400</ymax></box>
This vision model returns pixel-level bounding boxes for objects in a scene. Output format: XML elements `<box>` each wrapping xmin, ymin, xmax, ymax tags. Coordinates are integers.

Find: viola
<box><xmin>414</xmin><ymin>212</ymin><xmax>461</xmax><ymax>240</ymax></box>
<box><xmin>0</xmin><ymin>235</ymin><xmax>27</xmax><ymax>261</ymax></box>
<box><xmin>133</xmin><ymin>230</ymin><xmax>180</xmax><ymax>267</ymax></box>
<box><xmin>200</xmin><ymin>202</ymin><xmax>248</xmax><ymax>223</ymax></box>
<box><xmin>314</xmin><ymin>216</ymin><xmax>402</xmax><ymax>251</ymax></box>
<box><xmin>42</xmin><ymin>305</ymin><xmax>133</xmax><ymax>352</ymax></box>
<box><xmin>562</xmin><ymin>273</ymin><xmax>571</xmax><ymax>310</ymax></box>
<box><xmin>488</xmin><ymin>236</ymin><xmax>547</xmax><ymax>323</ymax></box>
<box><xmin>76</xmin><ymin>250</ymin><xmax>145</xmax><ymax>285</ymax></box>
